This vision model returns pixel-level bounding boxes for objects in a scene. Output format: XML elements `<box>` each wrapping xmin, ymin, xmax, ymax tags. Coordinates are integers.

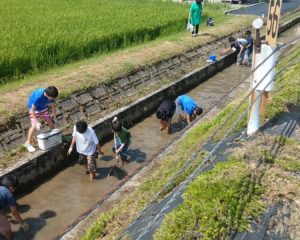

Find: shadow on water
<box><xmin>95</xmin><ymin>148</ymin><xmax>146</xmax><ymax>180</ymax></box>
<box><xmin>107</xmin><ymin>167</ymin><xmax>128</xmax><ymax>180</ymax></box>
<box><xmin>95</xmin><ymin>166</ymin><xmax>128</xmax><ymax>180</ymax></box>
<box><xmin>127</xmin><ymin>148</ymin><xmax>147</xmax><ymax>163</ymax></box>
<box><xmin>100</xmin><ymin>155</ymin><xmax>114</xmax><ymax>162</ymax></box>
<box><xmin>10</xmin><ymin>210</ymin><xmax>56</xmax><ymax>240</ymax></box>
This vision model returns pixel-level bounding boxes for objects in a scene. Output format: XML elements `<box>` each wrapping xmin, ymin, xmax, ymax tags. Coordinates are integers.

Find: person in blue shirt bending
<box><xmin>0</xmin><ymin>175</ymin><xmax>29</xmax><ymax>239</ymax></box>
<box><xmin>25</xmin><ymin>86</ymin><xmax>59</xmax><ymax>152</ymax></box>
<box><xmin>244</xmin><ymin>30</ymin><xmax>254</xmax><ymax>66</ymax></box>
<box><xmin>175</xmin><ymin>95</ymin><xmax>203</xmax><ymax>126</ymax></box>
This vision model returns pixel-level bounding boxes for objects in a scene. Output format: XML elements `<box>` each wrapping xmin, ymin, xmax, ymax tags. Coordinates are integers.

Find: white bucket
<box><xmin>37</xmin><ymin>129</ymin><xmax>62</xmax><ymax>151</ymax></box>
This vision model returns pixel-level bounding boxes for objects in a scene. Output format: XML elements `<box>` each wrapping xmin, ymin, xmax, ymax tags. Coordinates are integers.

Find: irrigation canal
<box><xmin>9</xmin><ymin>23</ymin><xmax>300</xmax><ymax>240</ymax></box>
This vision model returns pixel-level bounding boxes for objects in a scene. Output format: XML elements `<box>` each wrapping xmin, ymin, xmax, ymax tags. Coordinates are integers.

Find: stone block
<box><xmin>90</xmin><ymin>86</ymin><xmax>107</xmax><ymax>99</ymax></box>
<box><xmin>172</xmin><ymin>57</ymin><xmax>181</xmax><ymax>65</ymax></box>
<box><xmin>85</xmin><ymin>102</ymin><xmax>101</xmax><ymax>117</ymax></box>
<box><xmin>129</xmin><ymin>74</ymin><xmax>141</xmax><ymax>84</ymax></box>
<box><xmin>75</xmin><ymin>93</ymin><xmax>93</xmax><ymax>105</ymax></box>
<box><xmin>146</xmin><ymin>66</ymin><xmax>157</xmax><ymax>75</ymax></box>
<box><xmin>136</xmin><ymin>70</ymin><xmax>149</xmax><ymax>79</ymax></box>
<box><xmin>158</xmin><ymin>61</ymin><xmax>172</xmax><ymax>70</ymax></box>
<box><xmin>118</xmin><ymin>77</ymin><xmax>130</xmax><ymax>88</ymax></box>
<box><xmin>19</xmin><ymin>115</ymin><xmax>30</xmax><ymax>129</ymax></box>
<box><xmin>108</xmin><ymin>87</ymin><xmax>121</xmax><ymax>99</ymax></box>
<box><xmin>68</xmin><ymin>110</ymin><xmax>85</xmax><ymax>123</ymax></box>
<box><xmin>60</xmin><ymin>98</ymin><xmax>79</xmax><ymax>112</ymax></box>
<box><xmin>8</xmin><ymin>132</ymin><xmax>23</xmax><ymax>142</ymax></box>
<box><xmin>184</xmin><ymin>51</ymin><xmax>199</xmax><ymax>59</ymax></box>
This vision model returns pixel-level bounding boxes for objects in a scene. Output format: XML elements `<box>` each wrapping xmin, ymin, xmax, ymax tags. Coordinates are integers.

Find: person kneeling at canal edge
<box><xmin>0</xmin><ymin>175</ymin><xmax>29</xmax><ymax>240</ymax></box>
<box><xmin>156</xmin><ymin>100</ymin><xmax>176</xmax><ymax>134</ymax></box>
<box><xmin>111</xmin><ymin>117</ymin><xmax>132</xmax><ymax>164</ymax></box>
<box><xmin>68</xmin><ymin>120</ymin><xmax>104</xmax><ymax>181</ymax></box>
<box><xmin>175</xmin><ymin>95</ymin><xmax>203</xmax><ymax>126</ymax></box>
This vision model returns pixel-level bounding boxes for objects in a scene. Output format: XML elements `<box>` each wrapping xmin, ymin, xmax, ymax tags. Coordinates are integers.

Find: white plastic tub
<box><xmin>37</xmin><ymin>129</ymin><xmax>62</xmax><ymax>151</ymax></box>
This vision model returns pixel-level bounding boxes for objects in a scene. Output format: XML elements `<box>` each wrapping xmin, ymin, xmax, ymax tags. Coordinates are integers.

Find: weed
<box><xmin>154</xmin><ymin>158</ymin><xmax>265</xmax><ymax>240</ymax></box>
<box><xmin>262</xmin><ymin>150</ymin><xmax>275</xmax><ymax>164</ymax></box>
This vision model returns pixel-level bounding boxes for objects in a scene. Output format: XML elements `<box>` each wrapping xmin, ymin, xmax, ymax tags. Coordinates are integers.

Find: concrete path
<box><xmin>227</xmin><ymin>1</ymin><xmax>300</xmax><ymax>16</ymax></box>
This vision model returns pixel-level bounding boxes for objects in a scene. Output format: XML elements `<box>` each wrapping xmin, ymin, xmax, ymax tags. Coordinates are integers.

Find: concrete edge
<box><xmin>224</xmin><ymin>2</ymin><xmax>266</xmax><ymax>15</ymax></box>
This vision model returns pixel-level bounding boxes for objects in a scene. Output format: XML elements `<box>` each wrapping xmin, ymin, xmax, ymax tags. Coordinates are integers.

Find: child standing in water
<box><xmin>68</xmin><ymin>120</ymin><xmax>104</xmax><ymax>181</ymax></box>
<box><xmin>156</xmin><ymin>100</ymin><xmax>176</xmax><ymax>134</ymax></box>
<box><xmin>111</xmin><ymin>117</ymin><xmax>132</xmax><ymax>165</ymax></box>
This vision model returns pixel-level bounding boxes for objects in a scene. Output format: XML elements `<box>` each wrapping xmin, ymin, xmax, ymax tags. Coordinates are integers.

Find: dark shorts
<box><xmin>0</xmin><ymin>213</ymin><xmax>11</xmax><ymax>240</ymax></box>
<box><xmin>78</xmin><ymin>152</ymin><xmax>97</xmax><ymax>173</ymax></box>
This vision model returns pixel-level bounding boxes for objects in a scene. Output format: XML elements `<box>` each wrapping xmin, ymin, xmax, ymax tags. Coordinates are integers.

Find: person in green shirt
<box><xmin>189</xmin><ymin>0</ymin><xmax>203</xmax><ymax>37</ymax></box>
<box><xmin>111</xmin><ymin>117</ymin><xmax>132</xmax><ymax>163</ymax></box>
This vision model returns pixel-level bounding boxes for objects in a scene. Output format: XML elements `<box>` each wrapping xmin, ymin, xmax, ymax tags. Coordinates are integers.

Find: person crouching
<box><xmin>111</xmin><ymin>117</ymin><xmax>132</xmax><ymax>165</ymax></box>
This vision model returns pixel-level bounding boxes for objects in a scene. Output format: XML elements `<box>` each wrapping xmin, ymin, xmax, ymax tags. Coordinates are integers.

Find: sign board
<box><xmin>266</xmin><ymin>0</ymin><xmax>282</xmax><ymax>47</ymax></box>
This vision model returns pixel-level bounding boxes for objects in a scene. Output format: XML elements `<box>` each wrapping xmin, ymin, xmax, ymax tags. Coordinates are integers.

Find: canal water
<box><xmin>10</xmin><ymin>23</ymin><xmax>300</xmax><ymax>240</ymax></box>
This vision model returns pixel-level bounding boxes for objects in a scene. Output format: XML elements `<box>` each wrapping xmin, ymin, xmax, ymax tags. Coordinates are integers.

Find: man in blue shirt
<box><xmin>244</xmin><ymin>30</ymin><xmax>254</xmax><ymax>66</ymax></box>
<box><xmin>175</xmin><ymin>95</ymin><xmax>203</xmax><ymax>126</ymax></box>
<box><xmin>0</xmin><ymin>175</ymin><xmax>28</xmax><ymax>239</ymax></box>
<box><xmin>223</xmin><ymin>36</ymin><xmax>248</xmax><ymax>66</ymax></box>
<box><xmin>25</xmin><ymin>86</ymin><xmax>59</xmax><ymax>152</ymax></box>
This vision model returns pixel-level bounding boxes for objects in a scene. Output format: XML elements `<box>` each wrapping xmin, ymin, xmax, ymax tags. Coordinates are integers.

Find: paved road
<box><xmin>228</xmin><ymin>0</ymin><xmax>300</xmax><ymax>16</ymax></box>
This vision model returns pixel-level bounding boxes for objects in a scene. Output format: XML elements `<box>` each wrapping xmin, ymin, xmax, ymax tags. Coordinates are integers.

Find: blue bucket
<box><xmin>209</xmin><ymin>55</ymin><xmax>216</xmax><ymax>62</ymax></box>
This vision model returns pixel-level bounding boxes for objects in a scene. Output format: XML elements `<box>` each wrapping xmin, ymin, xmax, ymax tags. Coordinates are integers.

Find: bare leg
<box><xmin>160</xmin><ymin>120</ymin><xmax>164</xmax><ymax>131</ymax></box>
<box><xmin>27</xmin><ymin>125</ymin><xmax>36</xmax><ymax>144</ymax></box>
<box><xmin>167</xmin><ymin>119</ymin><xmax>172</xmax><ymax>133</ymax></box>
<box><xmin>46</xmin><ymin>118</ymin><xmax>55</xmax><ymax>130</ymax></box>
<box><xmin>90</xmin><ymin>172</ymin><xmax>96</xmax><ymax>181</ymax></box>
<box><xmin>83</xmin><ymin>164</ymin><xmax>88</xmax><ymax>173</ymax></box>
<box><xmin>177</xmin><ymin>114</ymin><xmax>184</xmax><ymax>126</ymax></box>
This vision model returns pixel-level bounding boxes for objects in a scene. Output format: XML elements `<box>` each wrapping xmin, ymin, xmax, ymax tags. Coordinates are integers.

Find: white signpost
<box><xmin>247</xmin><ymin>0</ymin><xmax>282</xmax><ymax>135</ymax></box>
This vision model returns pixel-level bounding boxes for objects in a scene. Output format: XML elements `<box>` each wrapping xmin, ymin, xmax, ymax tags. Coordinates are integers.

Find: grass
<box><xmin>154</xmin><ymin>158</ymin><xmax>265</xmax><ymax>240</ymax></box>
<box><xmin>0</xmin><ymin>145</ymin><xmax>27</xmax><ymax>169</ymax></box>
<box><xmin>265</xmin><ymin>42</ymin><xmax>300</xmax><ymax>119</ymax></box>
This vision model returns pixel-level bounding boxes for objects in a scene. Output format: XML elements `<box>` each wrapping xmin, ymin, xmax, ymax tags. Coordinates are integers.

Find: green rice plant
<box><xmin>0</xmin><ymin>0</ymin><xmax>230</xmax><ymax>83</ymax></box>
<box><xmin>0</xmin><ymin>0</ymin><xmax>188</xmax><ymax>81</ymax></box>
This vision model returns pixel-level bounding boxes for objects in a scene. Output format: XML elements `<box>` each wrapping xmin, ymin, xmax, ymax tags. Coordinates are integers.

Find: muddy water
<box><xmin>11</xmin><ymin>24</ymin><xmax>300</xmax><ymax>240</ymax></box>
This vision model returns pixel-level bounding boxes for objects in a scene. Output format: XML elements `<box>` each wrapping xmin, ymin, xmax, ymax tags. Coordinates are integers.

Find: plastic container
<box><xmin>207</xmin><ymin>55</ymin><xmax>216</xmax><ymax>63</ymax></box>
<box><xmin>37</xmin><ymin>129</ymin><xmax>62</xmax><ymax>150</ymax></box>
